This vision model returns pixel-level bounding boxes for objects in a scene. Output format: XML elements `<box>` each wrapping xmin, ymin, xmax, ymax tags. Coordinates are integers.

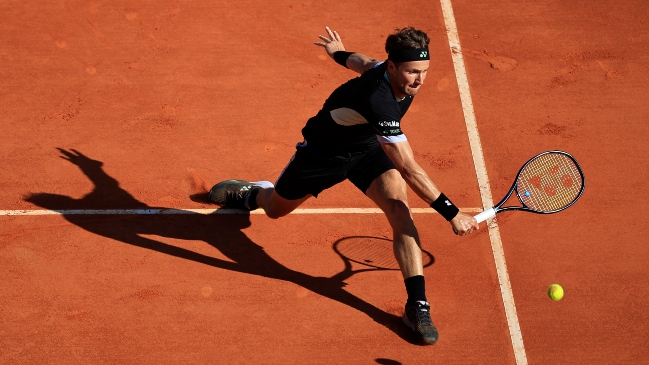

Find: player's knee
<box><xmin>385</xmin><ymin>198</ymin><xmax>410</xmax><ymax>215</ymax></box>
<box><xmin>384</xmin><ymin>199</ymin><xmax>415</xmax><ymax>229</ymax></box>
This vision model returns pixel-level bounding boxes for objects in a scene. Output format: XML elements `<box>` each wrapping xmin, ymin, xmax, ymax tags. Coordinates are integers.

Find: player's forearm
<box><xmin>345</xmin><ymin>53</ymin><xmax>380</xmax><ymax>74</ymax></box>
<box><xmin>400</xmin><ymin>163</ymin><xmax>442</xmax><ymax>205</ymax></box>
<box><xmin>382</xmin><ymin>141</ymin><xmax>460</xmax><ymax>220</ymax></box>
<box><xmin>381</xmin><ymin>141</ymin><xmax>442</xmax><ymax>203</ymax></box>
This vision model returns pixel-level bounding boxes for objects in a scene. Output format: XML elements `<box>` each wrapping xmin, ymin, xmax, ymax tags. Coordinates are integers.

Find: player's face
<box><xmin>387</xmin><ymin>60</ymin><xmax>430</xmax><ymax>99</ymax></box>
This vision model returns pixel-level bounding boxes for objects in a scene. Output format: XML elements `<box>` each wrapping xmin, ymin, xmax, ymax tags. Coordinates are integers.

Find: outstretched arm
<box><xmin>380</xmin><ymin>140</ymin><xmax>479</xmax><ymax>236</ymax></box>
<box><xmin>314</xmin><ymin>26</ymin><xmax>381</xmax><ymax>74</ymax></box>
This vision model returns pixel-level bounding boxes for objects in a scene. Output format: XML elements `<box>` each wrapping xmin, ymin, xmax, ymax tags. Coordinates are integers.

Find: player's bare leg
<box><xmin>365</xmin><ymin>169</ymin><xmax>438</xmax><ymax>345</ymax></box>
<box><xmin>365</xmin><ymin>169</ymin><xmax>423</xmax><ymax>278</ymax></box>
<box><xmin>255</xmin><ymin>188</ymin><xmax>311</xmax><ymax>219</ymax></box>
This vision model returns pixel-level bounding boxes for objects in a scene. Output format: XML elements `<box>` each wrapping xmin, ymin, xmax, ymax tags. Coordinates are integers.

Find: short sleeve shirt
<box><xmin>301</xmin><ymin>62</ymin><xmax>413</xmax><ymax>153</ymax></box>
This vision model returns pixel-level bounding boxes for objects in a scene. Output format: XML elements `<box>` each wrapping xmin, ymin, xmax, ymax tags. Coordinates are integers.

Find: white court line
<box><xmin>439</xmin><ymin>1</ymin><xmax>528</xmax><ymax>364</ymax></box>
<box><xmin>0</xmin><ymin>207</ymin><xmax>482</xmax><ymax>216</ymax></box>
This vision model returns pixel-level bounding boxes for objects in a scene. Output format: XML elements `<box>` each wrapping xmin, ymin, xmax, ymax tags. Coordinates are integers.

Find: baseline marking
<box><xmin>0</xmin><ymin>208</ymin><xmax>482</xmax><ymax>216</ymax></box>
<box><xmin>439</xmin><ymin>1</ymin><xmax>528</xmax><ymax>364</ymax></box>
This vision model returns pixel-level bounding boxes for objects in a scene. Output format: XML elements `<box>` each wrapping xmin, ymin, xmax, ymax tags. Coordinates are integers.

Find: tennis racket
<box><xmin>330</xmin><ymin>236</ymin><xmax>434</xmax><ymax>282</ymax></box>
<box><xmin>474</xmin><ymin>150</ymin><xmax>585</xmax><ymax>224</ymax></box>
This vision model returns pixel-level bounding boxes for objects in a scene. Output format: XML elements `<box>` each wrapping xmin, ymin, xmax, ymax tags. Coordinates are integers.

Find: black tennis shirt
<box><xmin>301</xmin><ymin>62</ymin><xmax>413</xmax><ymax>154</ymax></box>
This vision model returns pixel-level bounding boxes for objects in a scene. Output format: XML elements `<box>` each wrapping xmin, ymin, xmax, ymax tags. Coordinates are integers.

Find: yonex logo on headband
<box><xmin>388</xmin><ymin>48</ymin><xmax>430</xmax><ymax>62</ymax></box>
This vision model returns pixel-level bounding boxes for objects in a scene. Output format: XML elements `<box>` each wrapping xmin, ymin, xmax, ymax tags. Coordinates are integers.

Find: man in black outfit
<box><xmin>209</xmin><ymin>26</ymin><xmax>479</xmax><ymax>345</ymax></box>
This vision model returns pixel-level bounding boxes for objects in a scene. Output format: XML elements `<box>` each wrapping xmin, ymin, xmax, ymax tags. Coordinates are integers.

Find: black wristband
<box><xmin>430</xmin><ymin>193</ymin><xmax>460</xmax><ymax>221</ymax></box>
<box><xmin>333</xmin><ymin>51</ymin><xmax>353</xmax><ymax>68</ymax></box>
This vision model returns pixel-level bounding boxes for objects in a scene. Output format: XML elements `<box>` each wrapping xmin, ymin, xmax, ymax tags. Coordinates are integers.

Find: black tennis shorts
<box><xmin>274</xmin><ymin>142</ymin><xmax>396</xmax><ymax>200</ymax></box>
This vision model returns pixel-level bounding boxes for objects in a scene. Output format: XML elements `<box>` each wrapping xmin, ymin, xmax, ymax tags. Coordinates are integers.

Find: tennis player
<box><xmin>209</xmin><ymin>26</ymin><xmax>479</xmax><ymax>345</ymax></box>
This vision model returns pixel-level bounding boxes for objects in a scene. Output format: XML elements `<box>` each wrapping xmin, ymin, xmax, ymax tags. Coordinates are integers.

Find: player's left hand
<box><xmin>451</xmin><ymin>212</ymin><xmax>479</xmax><ymax>236</ymax></box>
<box><xmin>314</xmin><ymin>26</ymin><xmax>346</xmax><ymax>58</ymax></box>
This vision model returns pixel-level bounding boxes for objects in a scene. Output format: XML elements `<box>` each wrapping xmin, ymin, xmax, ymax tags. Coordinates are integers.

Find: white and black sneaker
<box><xmin>402</xmin><ymin>300</ymin><xmax>439</xmax><ymax>345</ymax></box>
<box><xmin>208</xmin><ymin>179</ymin><xmax>273</xmax><ymax>210</ymax></box>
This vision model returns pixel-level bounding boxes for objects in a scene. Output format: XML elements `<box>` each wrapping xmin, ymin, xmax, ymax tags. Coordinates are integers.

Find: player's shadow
<box><xmin>24</xmin><ymin>148</ymin><xmax>420</xmax><ymax>344</ymax></box>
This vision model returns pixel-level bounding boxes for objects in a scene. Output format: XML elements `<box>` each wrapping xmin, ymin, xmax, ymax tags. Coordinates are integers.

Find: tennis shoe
<box><xmin>208</xmin><ymin>179</ymin><xmax>273</xmax><ymax>210</ymax></box>
<box><xmin>402</xmin><ymin>300</ymin><xmax>438</xmax><ymax>345</ymax></box>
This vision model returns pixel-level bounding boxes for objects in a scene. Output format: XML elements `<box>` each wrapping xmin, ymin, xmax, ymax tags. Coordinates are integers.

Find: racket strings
<box><xmin>516</xmin><ymin>153</ymin><xmax>583</xmax><ymax>212</ymax></box>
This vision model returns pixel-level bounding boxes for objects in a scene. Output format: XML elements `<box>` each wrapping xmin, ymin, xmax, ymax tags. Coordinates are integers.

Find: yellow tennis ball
<box><xmin>548</xmin><ymin>284</ymin><xmax>564</xmax><ymax>301</ymax></box>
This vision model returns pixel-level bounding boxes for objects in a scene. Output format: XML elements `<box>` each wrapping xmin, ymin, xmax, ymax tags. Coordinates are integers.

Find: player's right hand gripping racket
<box><xmin>474</xmin><ymin>150</ymin><xmax>585</xmax><ymax>224</ymax></box>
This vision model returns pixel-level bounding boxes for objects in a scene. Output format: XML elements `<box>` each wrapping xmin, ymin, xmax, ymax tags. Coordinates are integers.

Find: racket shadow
<box><xmin>24</xmin><ymin>148</ymin><xmax>426</xmax><ymax>345</ymax></box>
<box><xmin>331</xmin><ymin>235</ymin><xmax>435</xmax><ymax>280</ymax></box>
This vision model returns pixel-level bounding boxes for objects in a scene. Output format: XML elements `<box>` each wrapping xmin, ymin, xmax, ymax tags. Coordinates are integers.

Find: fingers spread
<box><xmin>326</xmin><ymin>26</ymin><xmax>335</xmax><ymax>38</ymax></box>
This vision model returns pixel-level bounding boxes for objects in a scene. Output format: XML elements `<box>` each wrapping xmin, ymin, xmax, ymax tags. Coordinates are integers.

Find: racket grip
<box><xmin>474</xmin><ymin>208</ymin><xmax>496</xmax><ymax>224</ymax></box>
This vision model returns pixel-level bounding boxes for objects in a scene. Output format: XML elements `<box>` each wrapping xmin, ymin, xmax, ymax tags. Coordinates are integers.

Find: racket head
<box><xmin>333</xmin><ymin>236</ymin><xmax>434</xmax><ymax>270</ymax></box>
<box><xmin>514</xmin><ymin>151</ymin><xmax>585</xmax><ymax>213</ymax></box>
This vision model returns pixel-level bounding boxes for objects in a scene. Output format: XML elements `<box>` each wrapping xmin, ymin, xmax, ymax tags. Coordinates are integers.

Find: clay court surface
<box><xmin>2</xmin><ymin>1</ymin><xmax>648</xmax><ymax>364</ymax></box>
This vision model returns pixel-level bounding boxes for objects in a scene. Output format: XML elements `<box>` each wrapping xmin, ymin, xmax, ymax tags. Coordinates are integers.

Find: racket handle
<box><xmin>474</xmin><ymin>208</ymin><xmax>496</xmax><ymax>223</ymax></box>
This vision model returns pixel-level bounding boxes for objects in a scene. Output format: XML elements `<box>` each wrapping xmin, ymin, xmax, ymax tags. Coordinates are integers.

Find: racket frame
<box><xmin>475</xmin><ymin>150</ymin><xmax>585</xmax><ymax>223</ymax></box>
